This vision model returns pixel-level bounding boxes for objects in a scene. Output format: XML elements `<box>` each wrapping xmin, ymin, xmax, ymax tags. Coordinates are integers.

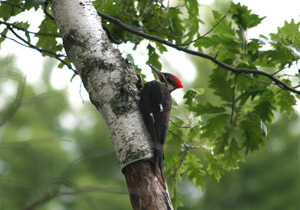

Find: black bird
<box><xmin>140</xmin><ymin>65</ymin><xmax>183</xmax><ymax>178</ymax></box>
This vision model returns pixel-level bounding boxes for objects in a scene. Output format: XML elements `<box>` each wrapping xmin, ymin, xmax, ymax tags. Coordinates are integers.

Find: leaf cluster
<box><xmin>0</xmin><ymin>0</ymin><xmax>72</xmax><ymax>71</ymax></box>
<box><xmin>155</xmin><ymin>2</ymin><xmax>298</xmax><ymax>208</ymax></box>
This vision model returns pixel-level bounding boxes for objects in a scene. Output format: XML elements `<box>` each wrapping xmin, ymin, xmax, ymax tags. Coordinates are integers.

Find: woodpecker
<box><xmin>140</xmin><ymin>65</ymin><xmax>183</xmax><ymax>178</ymax></box>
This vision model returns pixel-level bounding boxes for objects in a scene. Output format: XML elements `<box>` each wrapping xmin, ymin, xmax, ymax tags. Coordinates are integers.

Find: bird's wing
<box><xmin>140</xmin><ymin>81</ymin><xmax>172</xmax><ymax>177</ymax></box>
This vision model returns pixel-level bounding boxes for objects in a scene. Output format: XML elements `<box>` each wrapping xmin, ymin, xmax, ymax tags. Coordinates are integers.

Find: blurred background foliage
<box><xmin>0</xmin><ymin>53</ymin><xmax>299</xmax><ymax>209</ymax></box>
<box><xmin>0</xmin><ymin>56</ymin><xmax>130</xmax><ymax>209</ymax></box>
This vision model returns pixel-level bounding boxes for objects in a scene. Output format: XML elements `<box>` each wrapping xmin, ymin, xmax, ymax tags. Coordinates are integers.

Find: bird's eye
<box><xmin>165</xmin><ymin>75</ymin><xmax>169</xmax><ymax>79</ymax></box>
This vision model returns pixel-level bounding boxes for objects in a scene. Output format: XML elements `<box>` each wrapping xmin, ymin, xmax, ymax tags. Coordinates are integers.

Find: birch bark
<box><xmin>49</xmin><ymin>0</ymin><xmax>173</xmax><ymax>209</ymax></box>
<box><xmin>49</xmin><ymin>0</ymin><xmax>152</xmax><ymax>169</ymax></box>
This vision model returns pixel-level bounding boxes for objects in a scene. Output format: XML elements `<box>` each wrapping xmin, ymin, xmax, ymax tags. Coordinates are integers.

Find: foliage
<box><xmin>0</xmin><ymin>57</ymin><xmax>131</xmax><ymax>209</ymax></box>
<box><xmin>0</xmin><ymin>0</ymin><xmax>299</xmax><ymax>209</ymax></box>
<box><xmin>189</xmin><ymin>114</ymin><xmax>300</xmax><ymax>210</ymax></box>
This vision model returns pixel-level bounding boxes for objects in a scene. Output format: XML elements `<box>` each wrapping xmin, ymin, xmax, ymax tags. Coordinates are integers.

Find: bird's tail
<box><xmin>154</xmin><ymin>147</ymin><xmax>164</xmax><ymax>180</ymax></box>
<box><xmin>154</xmin><ymin>149</ymin><xmax>159</xmax><ymax>175</ymax></box>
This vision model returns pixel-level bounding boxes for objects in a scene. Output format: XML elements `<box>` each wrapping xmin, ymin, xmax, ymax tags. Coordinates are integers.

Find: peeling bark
<box><xmin>124</xmin><ymin>160</ymin><xmax>173</xmax><ymax>210</ymax></box>
<box><xmin>49</xmin><ymin>0</ymin><xmax>173</xmax><ymax>209</ymax></box>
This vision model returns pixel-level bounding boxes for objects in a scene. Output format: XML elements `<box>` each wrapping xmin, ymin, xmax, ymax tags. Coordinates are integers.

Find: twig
<box><xmin>178</xmin><ymin>7</ymin><xmax>231</xmax><ymax>46</ymax></box>
<box><xmin>0</xmin><ymin>20</ymin><xmax>59</xmax><ymax>37</ymax></box>
<box><xmin>139</xmin><ymin>0</ymin><xmax>156</xmax><ymax>19</ymax></box>
<box><xmin>2</xmin><ymin>23</ymin><xmax>76</xmax><ymax>73</ymax></box>
<box><xmin>44</xmin><ymin>1</ymin><xmax>55</xmax><ymax>20</ymax></box>
<box><xmin>97</xmin><ymin>11</ymin><xmax>300</xmax><ymax>95</ymax></box>
<box><xmin>183</xmin><ymin>143</ymin><xmax>201</xmax><ymax>149</ymax></box>
<box><xmin>168</xmin><ymin>129</ymin><xmax>184</xmax><ymax>142</ymax></box>
<box><xmin>142</xmin><ymin>0</ymin><xmax>170</xmax><ymax>31</ymax></box>
<box><xmin>240</xmin><ymin>73</ymin><xmax>275</xmax><ymax>85</ymax></box>
<box><xmin>117</xmin><ymin>0</ymin><xmax>130</xmax><ymax>18</ymax></box>
<box><xmin>0</xmin><ymin>33</ymin><xmax>29</xmax><ymax>48</ymax></box>
<box><xmin>272</xmin><ymin>67</ymin><xmax>286</xmax><ymax>76</ymax></box>
<box><xmin>172</xmin><ymin>148</ymin><xmax>189</xmax><ymax>179</ymax></box>
<box><xmin>102</xmin><ymin>25</ymin><xmax>123</xmax><ymax>44</ymax></box>
<box><xmin>170</xmin><ymin>119</ymin><xmax>192</xmax><ymax>128</ymax></box>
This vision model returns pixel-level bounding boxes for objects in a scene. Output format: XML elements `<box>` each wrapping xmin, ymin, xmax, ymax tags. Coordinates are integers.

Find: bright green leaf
<box><xmin>220</xmin><ymin>138</ymin><xmax>244</xmax><ymax>170</ymax></box>
<box><xmin>205</xmin><ymin>152</ymin><xmax>222</xmax><ymax>182</ymax></box>
<box><xmin>275</xmin><ymin>90</ymin><xmax>296</xmax><ymax>118</ymax></box>
<box><xmin>146</xmin><ymin>44</ymin><xmax>162</xmax><ymax>70</ymax></box>
<box><xmin>184</xmin><ymin>153</ymin><xmax>206</xmax><ymax>190</ymax></box>
<box><xmin>231</xmin><ymin>2</ymin><xmax>266</xmax><ymax>30</ymax></box>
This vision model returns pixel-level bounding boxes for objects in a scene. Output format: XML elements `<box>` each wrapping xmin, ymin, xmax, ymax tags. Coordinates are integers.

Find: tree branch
<box><xmin>0</xmin><ymin>21</ymin><xmax>77</xmax><ymax>73</ymax></box>
<box><xmin>178</xmin><ymin>7</ymin><xmax>231</xmax><ymax>46</ymax></box>
<box><xmin>97</xmin><ymin>11</ymin><xmax>300</xmax><ymax>95</ymax></box>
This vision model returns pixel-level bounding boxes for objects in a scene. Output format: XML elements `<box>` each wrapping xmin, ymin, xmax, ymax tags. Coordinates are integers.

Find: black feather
<box><xmin>140</xmin><ymin>80</ymin><xmax>172</xmax><ymax>179</ymax></box>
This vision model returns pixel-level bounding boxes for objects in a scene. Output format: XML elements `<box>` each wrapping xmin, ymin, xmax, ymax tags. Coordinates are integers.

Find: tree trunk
<box><xmin>49</xmin><ymin>0</ymin><xmax>173</xmax><ymax>209</ymax></box>
<box><xmin>124</xmin><ymin>160</ymin><xmax>173</xmax><ymax>210</ymax></box>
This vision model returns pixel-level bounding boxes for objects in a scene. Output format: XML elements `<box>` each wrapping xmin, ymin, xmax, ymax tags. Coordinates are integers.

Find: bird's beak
<box><xmin>149</xmin><ymin>65</ymin><xmax>164</xmax><ymax>81</ymax></box>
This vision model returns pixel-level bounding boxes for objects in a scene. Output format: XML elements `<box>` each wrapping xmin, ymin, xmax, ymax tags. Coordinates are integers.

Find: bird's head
<box><xmin>150</xmin><ymin>65</ymin><xmax>183</xmax><ymax>92</ymax></box>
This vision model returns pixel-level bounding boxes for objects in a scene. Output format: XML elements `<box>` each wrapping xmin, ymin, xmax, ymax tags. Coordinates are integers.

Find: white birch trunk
<box><xmin>49</xmin><ymin>1</ymin><xmax>174</xmax><ymax>209</ymax></box>
<box><xmin>49</xmin><ymin>0</ymin><xmax>152</xmax><ymax>169</ymax></box>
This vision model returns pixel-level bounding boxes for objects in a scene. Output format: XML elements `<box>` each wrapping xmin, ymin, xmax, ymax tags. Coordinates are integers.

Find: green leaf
<box><xmin>168</xmin><ymin>8</ymin><xmax>184</xmax><ymax>43</ymax></box>
<box><xmin>70</xmin><ymin>73</ymin><xmax>77</xmax><ymax>82</ymax></box>
<box><xmin>257</xmin><ymin>20</ymin><xmax>300</xmax><ymax>68</ymax></box>
<box><xmin>184</xmin><ymin>153</ymin><xmax>206</xmax><ymax>190</ymax></box>
<box><xmin>205</xmin><ymin>152</ymin><xmax>222</xmax><ymax>182</ymax></box>
<box><xmin>211</xmin><ymin>10</ymin><xmax>237</xmax><ymax>37</ymax></box>
<box><xmin>135</xmin><ymin>65</ymin><xmax>146</xmax><ymax>83</ymax></box>
<box><xmin>231</xmin><ymin>2</ymin><xmax>266</xmax><ymax>30</ymax></box>
<box><xmin>14</xmin><ymin>21</ymin><xmax>31</xmax><ymax>43</ymax></box>
<box><xmin>239</xmin><ymin>113</ymin><xmax>267</xmax><ymax>153</ymax></box>
<box><xmin>36</xmin><ymin>17</ymin><xmax>62</xmax><ymax>55</ymax></box>
<box><xmin>0</xmin><ymin>1</ymin><xmax>22</xmax><ymax>21</ymax></box>
<box><xmin>243</xmin><ymin>39</ymin><xmax>262</xmax><ymax>63</ymax></box>
<box><xmin>258</xmin><ymin>47</ymin><xmax>295</xmax><ymax>68</ymax></box>
<box><xmin>252</xmin><ymin>90</ymin><xmax>275</xmax><ymax>122</ymax></box>
<box><xmin>270</xmin><ymin>19</ymin><xmax>300</xmax><ymax>53</ymax></box>
<box><xmin>146</xmin><ymin>44</ymin><xmax>162</xmax><ymax>70</ymax></box>
<box><xmin>195</xmin><ymin>35</ymin><xmax>237</xmax><ymax>48</ymax></box>
<box><xmin>220</xmin><ymin>138</ymin><xmax>244</xmax><ymax>170</ymax></box>
<box><xmin>275</xmin><ymin>90</ymin><xmax>296</xmax><ymax>118</ymax></box>
<box><xmin>58</xmin><ymin>57</ymin><xmax>71</xmax><ymax>69</ymax></box>
<box><xmin>156</xmin><ymin>42</ymin><xmax>168</xmax><ymax>54</ymax></box>
<box><xmin>208</xmin><ymin>67</ymin><xmax>233</xmax><ymax>102</ymax></box>
<box><xmin>0</xmin><ymin>28</ymin><xmax>8</xmax><ymax>49</ymax></box>
<box><xmin>201</xmin><ymin>114</ymin><xmax>230</xmax><ymax>140</ymax></box>
<box><xmin>24</xmin><ymin>0</ymin><xmax>43</xmax><ymax>10</ymax></box>
<box><xmin>189</xmin><ymin>102</ymin><xmax>225</xmax><ymax>116</ymax></box>
<box><xmin>184</xmin><ymin>0</ymin><xmax>201</xmax><ymax>42</ymax></box>
<box><xmin>183</xmin><ymin>88</ymin><xmax>204</xmax><ymax>106</ymax></box>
